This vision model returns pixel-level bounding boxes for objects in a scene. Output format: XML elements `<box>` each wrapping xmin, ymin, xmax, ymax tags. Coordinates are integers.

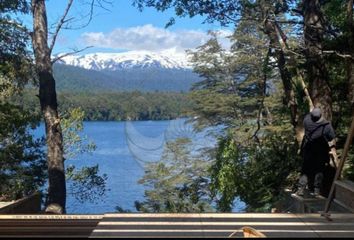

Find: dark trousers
<box><xmin>300</xmin><ymin>143</ymin><xmax>329</xmax><ymax>193</ymax></box>
<box><xmin>298</xmin><ymin>173</ymin><xmax>323</xmax><ymax>191</ymax></box>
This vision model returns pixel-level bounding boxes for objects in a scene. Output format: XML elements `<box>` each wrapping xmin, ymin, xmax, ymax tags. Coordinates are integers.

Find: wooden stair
<box><xmin>1</xmin><ymin>213</ymin><xmax>354</xmax><ymax>238</ymax></box>
<box><xmin>289</xmin><ymin>179</ymin><xmax>354</xmax><ymax>214</ymax></box>
<box><xmin>0</xmin><ymin>215</ymin><xmax>102</xmax><ymax>238</ymax></box>
<box><xmin>333</xmin><ymin>180</ymin><xmax>354</xmax><ymax>213</ymax></box>
<box><xmin>290</xmin><ymin>193</ymin><xmax>328</xmax><ymax>213</ymax></box>
<box><xmin>90</xmin><ymin>213</ymin><xmax>354</xmax><ymax>238</ymax></box>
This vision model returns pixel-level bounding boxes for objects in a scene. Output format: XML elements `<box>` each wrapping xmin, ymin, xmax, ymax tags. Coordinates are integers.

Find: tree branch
<box><xmin>51</xmin><ymin>46</ymin><xmax>93</xmax><ymax>64</ymax></box>
<box><xmin>270</xmin><ymin>19</ymin><xmax>304</xmax><ymax>25</ymax></box>
<box><xmin>322</xmin><ymin>50</ymin><xmax>354</xmax><ymax>60</ymax></box>
<box><xmin>63</xmin><ymin>0</ymin><xmax>113</xmax><ymax>30</ymax></box>
<box><xmin>252</xmin><ymin>48</ymin><xmax>271</xmax><ymax>143</ymax></box>
<box><xmin>49</xmin><ymin>0</ymin><xmax>74</xmax><ymax>54</ymax></box>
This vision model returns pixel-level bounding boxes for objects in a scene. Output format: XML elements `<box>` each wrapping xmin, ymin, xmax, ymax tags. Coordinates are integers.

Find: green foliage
<box><xmin>343</xmin><ymin>146</ymin><xmax>354</xmax><ymax>181</ymax></box>
<box><xmin>133</xmin><ymin>3</ymin><xmax>354</xmax><ymax>212</ymax></box>
<box><xmin>53</xmin><ymin>63</ymin><xmax>200</xmax><ymax>93</ymax></box>
<box><xmin>0</xmin><ymin>5</ymin><xmax>33</xmax><ymax>91</ymax></box>
<box><xmin>0</xmin><ymin>101</ymin><xmax>46</xmax><ymax>201</ymax></box>
<box><xmin>210</xmin><ymin>132</ymin><xmax>300</xmax><ymax>212</ymax></box>
<box><xmin>187</xmin><ymin>20</ymin><xmax>299</xmax><ymax>212</ymax></box>
<box><xmin>0</xmin><ymin>0</ymin><xmax>29</xmax><ymax>13</ymax></box>
<box><xmin>323</xmin><ymin>0</ymin><xmax>348</xmax><ymax>30</ymax></box>
<box><xmin>187</xmin><ymin>23</ymin><xmax>278</xmax><ymax>136</ymax></box>
<box><xmin>136</xmin><ymin>138</ymin><xmax>214</xmax><ymax>213</ymax></box>
<box><xmin>133</xmin><ymin>0</ymin><xmax>249</xmax><ymax>26</ymax></box>
<box><xmin>209</xmin><ymin>136</ymin><xmax>240</xmax><ymax>212</ymax></box>
<box><xmin>61</xmin><ymin>107</ymin><xmax>108</xmax><ymax>204</ymax></box>
<box><xmin>21</xmin><ymin>89</ymin><xmax>193</xmax><ymax>121</ymax></box>
<box><xmin>0</xmin><ymin>2</ymin><xmax>45</xmax><ymax>201</ymax></box>
<box><xmin>321</xmin><ymin>0</ymin><xmax>354</xmax><ymax>180</ymax></box>
<box><xmin>66</xmin><ymin>165</ymin><xmax>108</xmax><ymax>204</ymax></box>
<box><xmin>61</xmin><ymin>107</ymin><xmax>96</xmax><ymax>160</ymax></box>
<box><xmin>115</xmin><ymin>205</ymin><xmax>132</xmax><ymax>213</ymax></box>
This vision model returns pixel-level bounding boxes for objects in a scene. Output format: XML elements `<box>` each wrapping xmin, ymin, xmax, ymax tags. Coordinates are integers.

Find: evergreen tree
<box><xmin>0</xmin><ymin>0</ymin><xmax>46</xmax><ymax>201</ymax></box>
<box><xmin>136</xmin><ymin>138</ymin><xmax>213</xmax><ymax>213</ymax></box>
<box><xmin>188</xmin><ymin>22</ymin><xmax>300</xmax><ymax>211</ymax></box>
<box><xmin>133</xmin><ymin>0</ymin><xmax>354</xmax><ymax>211</ymax></box>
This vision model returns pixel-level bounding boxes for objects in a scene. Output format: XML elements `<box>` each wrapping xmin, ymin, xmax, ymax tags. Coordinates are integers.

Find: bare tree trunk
<box><xmin>347</xmin><ymin>0</ymin><xmax>354</xmax><ymax>108</ymax></box>
<box><xmin>302</xmin><ymin>0</ymin><xmax>333</xmax><ymax>121</ymax></box>
<box><xmin>263</xmin><ymin>18</ymin><xmax>298</xmax><ymax>128</ymax></box>
<box><xmin>32</xmin><ymin>0</ymin><xmax>66</xmax><ymax>214</ymax></box>
<box><xmin>261</xmin><ymin>16</ymin><xmax>307</xmax><ymax>145</ymax></box>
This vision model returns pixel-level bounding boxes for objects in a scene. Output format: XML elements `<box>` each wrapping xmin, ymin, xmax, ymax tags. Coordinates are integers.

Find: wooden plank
<box><xmin>97</xmin><ymin>221</ymin><xmax>315</xmax><ymax>226</ymax></box>
<box><xmin>0</xmin><ymin>213</ymin><xmax>354</xmax><ymax>238</ymax></box>
<box><xmin>90</xmin><ymin>229</ymin><xmax>320</xmax><ymax>238</ymax></box>
<box><xmin>335</xmin><ymin>180</ymin><xmax>354</xmax><ymax>190</ymax></box>
<box><xmin>0</xmin><ymin>226</ymin><xmax>96</xmax><ymax>230</ymax></box>
<box><xmin>335</xmin><ymin>180</ymin><xmax>354</xmax><ymax>213</ymax></box>
<box><xmin>0</xmin><ymin>215</ymin><xmax>101</xmax><ymax>238</ymax></box>
<box><xmin>0</xmin><ymin>214</ymin><xmax>103</xmax><ymax>220</ymax></box>
<box><xmin>1</xmin><ymin>235</ymin><xmax>94</xmax><ymax>238</ymax></box>
<box><xmin>0</xmin><ymin>193</ymin><xmax>41</xmax><ymax>214</ymax></box>
<box><xmin>334</xmin><ymin>199</ymin><xmax>354</xmax><ymax>213</ymax></box>
<box><xmin>90</xmin><ymin>213</ymin><xmax>320</xmax><ymax>238</ymax></box>
<box><xmin>92</xmin><ymin>214</ymin><xmax>354</xmax><ymax>238</ymax></box>
<box><xmin>103</xmin><ymin>213</ymin><xmax>298</xmax><ymax>218</ymax></box>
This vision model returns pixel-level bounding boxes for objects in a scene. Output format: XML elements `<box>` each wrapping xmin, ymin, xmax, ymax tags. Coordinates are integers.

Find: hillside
<box><xmin>53</xmin><ymin>51</ymin><xmax>200</xmax><ymax>92</ymax></box>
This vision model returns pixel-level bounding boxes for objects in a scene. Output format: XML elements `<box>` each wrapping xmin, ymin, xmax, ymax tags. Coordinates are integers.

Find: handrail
<box><xmin>323</xmin><ymin>110</ymin><xmax>354</xmax><ymax>216</ymax></box>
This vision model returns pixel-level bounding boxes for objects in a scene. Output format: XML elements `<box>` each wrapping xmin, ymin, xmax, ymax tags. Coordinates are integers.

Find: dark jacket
<box><xmin>302</xmin><ymin>114</ymin><xmax>335</xmax><ymax>149</ymax></box>
<box><xmin>301</xmin><ymin>113</ymin><xmax>335</xmax><ymax>175</ymax></box>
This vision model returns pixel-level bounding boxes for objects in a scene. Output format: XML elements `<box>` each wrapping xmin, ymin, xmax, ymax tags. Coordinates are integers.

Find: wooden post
<box><xmin>323</xmin><ymin>111</ymin><xmax>354</xmax><ymax>215</ymax></box>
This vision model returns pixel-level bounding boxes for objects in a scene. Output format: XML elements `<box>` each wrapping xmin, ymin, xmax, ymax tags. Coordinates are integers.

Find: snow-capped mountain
<box><xmin>58</xmin><ymin>51</ymin><xmax>191</xmax><ymax>71</ymax></box>
<box><xmin>53</xmin><ymin>50</ymin><xmax>200</xmax><ymax>92</ymax></box>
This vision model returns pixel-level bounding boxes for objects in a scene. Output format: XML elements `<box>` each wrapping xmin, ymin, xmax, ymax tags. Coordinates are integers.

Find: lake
<box><xmin>34</xmin><ymin>119</ymin><xmax>245</xmax><ymax>213</ymax></box>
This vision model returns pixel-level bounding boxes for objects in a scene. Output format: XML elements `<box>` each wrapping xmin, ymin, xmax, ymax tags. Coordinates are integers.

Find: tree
<box><xmin>134</xmin><ymin>0</ymin><xmax>354</xmax><ymax>212</ymax></box>
<box><xmin>320</xmin><ymin>0</ymin><xmax>354</xmax><ymax>181</ymax></box>
<box><xmin>188</xmin><ymin>21</ymin><xmax>299</xmax><ymax>211</ymax></box>
<box><xmin>30</xmin><ymin>0</ymin><xmax>66</xmax><ymax>213</ymax></box>
<box><xmin>61</xmin><ymin>108</ymin><xmax>96</xmax><ymax>161</ymax></box>
<box><xmin>132</xmin><ymin>0</ymin><xmax>309</xmax><ymax>142</ymax></box>
<box><xmin>0</xmin><ymin>101</ymin><xmax>46</xmax><ymax>201</ymax></box>
<box><xmin>321</xmin><ymin>0</ymin><xmax>354</xmax><ymax>109</ymax></box>
<box><xmin>30</xmin><ymin>0</ymin><xmax>110</xmax><ymax>213</ymax></box>
<box><xmin>177</xmin><ymin>21</ymin><xmax>299</xmax><ymax>211</ymax></box>
<box><xmin>188</xmin><ymin>22</ymin><xmax>276</xmax><ymax>142</ymax></box>
<box><xmin>61</xmin><ymin>107</ymin><xmax>108</xmax><ymax>204</ymax></box>
<box><xmin>136</xmin><ymin>138</ymin><xmax>213</xmax><ymax>213</ymax></box>
<box><xmin>347</xmin><ymin>0</ymin><xmax>354</xmax><ymax>108</ymax></box>
<box><xmin>0</xmin><ymin>0</ymin><xmax>46</xmax><ymax>201</ymax></box>
<box><xmin>301</xmin><ymin>0</ymin><xmax>332</xmax><ymax>120</ymax></box>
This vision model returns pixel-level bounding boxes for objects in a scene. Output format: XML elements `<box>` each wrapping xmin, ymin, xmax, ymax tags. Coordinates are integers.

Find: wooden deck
<box><xmin>1</xmin><ymin>213</ymin><xmax>354</xmax><ymax>238</ymax></box>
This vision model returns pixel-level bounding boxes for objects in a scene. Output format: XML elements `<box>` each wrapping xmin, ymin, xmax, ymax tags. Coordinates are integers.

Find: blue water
<box><xmin>66</xmin><ymin>120</ymin><xmax>147</xmax><ymax>214</ymax></box>
<box><xmin>34</xmin><ymin>119</ymin><xmax>245</xmax><ymax>214</ymax></box>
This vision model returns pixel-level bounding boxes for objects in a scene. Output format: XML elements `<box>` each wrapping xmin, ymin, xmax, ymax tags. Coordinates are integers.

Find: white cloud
<box><xmin>80</xmin><ymin>24</ymin><xmax>232</xmax><ymax>53</ymax></box>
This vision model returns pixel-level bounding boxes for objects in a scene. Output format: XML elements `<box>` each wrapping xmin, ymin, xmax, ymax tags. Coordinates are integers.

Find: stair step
<box><xmin>335</xmin><ymin>180</ymin><xmax>354</xmax><ymax>213</ymax></box>
<box><xmin>290</xmin><ymin>193</ymin><xmax>327</xmax><ymax>213</ymax></box>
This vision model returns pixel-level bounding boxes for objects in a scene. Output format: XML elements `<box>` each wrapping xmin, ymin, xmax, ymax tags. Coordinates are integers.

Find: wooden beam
<box><xmin>323</xmin><ymin>111</ymin><xmax>354</xmax><ymax>214</ymax></box>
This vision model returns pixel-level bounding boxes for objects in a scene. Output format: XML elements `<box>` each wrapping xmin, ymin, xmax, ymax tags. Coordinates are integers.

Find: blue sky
<box><xmin>34</xmin><ymin>0</ymin><xmax>233</xmax><ymax>54</ymax></box>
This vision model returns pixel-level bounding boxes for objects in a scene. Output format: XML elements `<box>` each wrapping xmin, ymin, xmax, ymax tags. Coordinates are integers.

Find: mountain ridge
<box><xmin>54</xmin><ymin>51</ymin><xmax>200</xmax><ymax>92</ymax></box>
<box><xmin>57</xmin><ymin>50</ymin><xmax>192</xmax><ymax>71</ymax></box>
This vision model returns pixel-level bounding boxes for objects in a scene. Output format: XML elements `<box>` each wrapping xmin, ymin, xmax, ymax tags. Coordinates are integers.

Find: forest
<box><xmin>1</xmin><ymin>0</ymin><xmax>354</xmax><ymax>214</ymax></box>
<box><xmin>19</xmin><ymin>90</ymin><xmax>193</xmax><ymax>121</ymax></box>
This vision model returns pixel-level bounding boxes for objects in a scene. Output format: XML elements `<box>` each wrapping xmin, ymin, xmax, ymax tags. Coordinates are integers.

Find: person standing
<box><xmin>297</xmin><ymin>108</ymin><xmax>336</xmax><ymax>196</ymax></box>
